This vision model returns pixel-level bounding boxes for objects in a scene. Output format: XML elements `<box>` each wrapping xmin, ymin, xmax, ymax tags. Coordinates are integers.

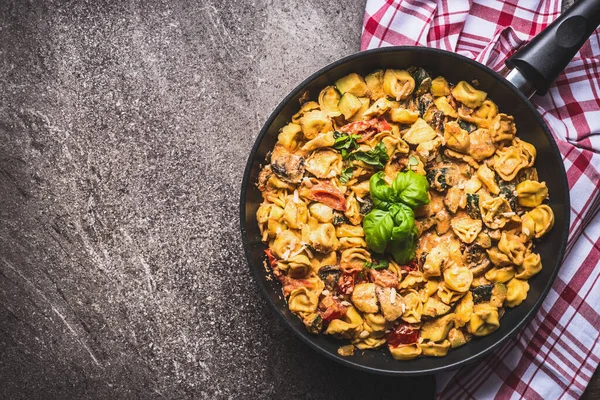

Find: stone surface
<box><xmin>0</xmin><ymin>0</ymin><xmax>435</xmax><ymax>398</ymax></box>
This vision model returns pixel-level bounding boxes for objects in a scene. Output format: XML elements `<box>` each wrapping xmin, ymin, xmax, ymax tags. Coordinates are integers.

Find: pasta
<box><xmin>256</xmin><ymin>67</ymin><xmax>554</xmax><ymax>360</ymax></box>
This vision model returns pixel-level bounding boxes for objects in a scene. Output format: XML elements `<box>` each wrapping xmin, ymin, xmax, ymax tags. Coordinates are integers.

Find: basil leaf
<box><xmin>339</xmin><ymin>167</ymin><xmax>354</xmax><ymax>185</ymax></box>
<box><xmin>349</xmin><ymin>142</ymin><xmax>389</xmax><ymax>169</ymax></box>
<box><xmin>389</xmin><ymin>203</ymin><xmax>415</xmax><ymax>241</ymax></box>
<box><xmin>369</xmin><ymin>172</ymin><xmax>395</xmax><ymax>210</ymax></box>
<box><xmin>389</xmin><ymin>225</ymin><xmax>418</xmax><ymax>264</ymax></box>
<box><xmin>364</xmin><ymin>260</ymin><xmax>390</xmax><ymax>270</ymax></box>
<box><xmin>391</xmin><ymin>170</ymin><xmax>431</xmax><ymax>208</ymax></box>
<box><xmin>333</xmin><ymin>132</ymin><xmax>360</xmax><ymax>159</ymax></box>
<box><xmin>363</xmin><ymin>209</ymin><xmax>394</xmax><ymax>254</ymax></box>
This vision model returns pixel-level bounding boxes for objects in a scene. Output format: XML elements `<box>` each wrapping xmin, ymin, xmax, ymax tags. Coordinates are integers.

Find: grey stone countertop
<box><xmin>0</xmin><ymin>0</ymin><xmax>433</xmax><ymax>398</ymax></box>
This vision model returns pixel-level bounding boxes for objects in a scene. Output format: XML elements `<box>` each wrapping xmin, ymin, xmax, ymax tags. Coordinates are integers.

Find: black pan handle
<box><xmin>505</xmin><ymin>0</ymin><xmax>600</xmax><ymax>96</ymax></box>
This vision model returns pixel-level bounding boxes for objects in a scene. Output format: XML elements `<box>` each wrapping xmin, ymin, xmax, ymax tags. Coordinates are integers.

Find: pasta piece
<box><xmin>389</xmin><ymin>343</ymin><xmax>422</xmax><ymax>360</ymax></box>
<box><xmin>402</xmin><ymin>290</ymin><xmax>423</xmax><ymax>323</ymax></box>
<box><xmin>288</xmin><ymin>287</ymin><xmax>320</xmax><ymax>313</ymax></box>
<box><xmin>468</xmin><ymin>129</ymin><xmax>496</xmax><ymax>161</ymax></box>
<box><xmin>318</xmin><ymin>85</ymin><xmax>342</xmax><ymax>117</ymax></box>
<box><xmin>421</xmin><ymin>313</ymin><xmax>456</xmax><ymax>342</ymax></box>
<box><xmin>422</xmin><ymin>296</ymin><xmax>451</xmax><ymax>318</ymax></box>
<box><xmin>479</xmin><ymin>196</ymin><xmax>512</xmax><ymax>229</ymax></box>
<box><xmin>454</xmin><ymin>291</ymin><xmax>474</xmax><ymax>328</ymax></box>
<box><xmin>505</xmin><ymin>278</ymin><xmax>530</xmax><ymax>307</ymax></box>
<box><xmin>444</xmin><ymin>186</ymin><xmax>467</xmax><ymax>214</ymax></box>
<box><xmin>489</xmin><ymin>113</ymin><xmax>516</xmax><ymax>145</ymax></box>
<box><xmin>340</xmin><ymin>247</ymin><xmax>371</xmax><ymax>273</ymax></box>
<box><xmin>437</xmin><ymin>282</ymin><xmax>465</xmax><ymax>305</ymax></box>
<box><xmin>383</xmin><ymin>69</ymin><xmax>415</xmax><ymax>100</ymax></box>
<box><xmin>399</xmin><ymin>271</ymin><xmax>425</xmax><ymax>290</ymax></box>
<box><xmin>305</xmin><ymin>149</ymin><xmax>343</xmax><ymax>179</ymax></box>
<box><xmin>448</xmin><ymin>328</ymin><xmax>468</xmax><ymax>348</ymax></box>
<box><xmin>354</xmin><ymin>337</ymin><xmax>387</xmax><ymax>350</ymax></box>
<box><xmin>302</xmin><ymin>131</ymin><xmax>335</xmax><ymax>152</ymax></box>
<box><xmin>416</xmin><ymin>138</ymin><xmax>443</xmax><ymax>163</ymax></box>
<box><xmin>484</xmin><ymin>266</ymin><xmax>515</xmax><ymax>283</ymax></box>
<box><xmin>363</xmin><ymin>313</ymin><xmax>387</xmax><ymax>335</ymax></box>
<box><xmin>516</xmin><ymin>180</ymin><xmax>548</xmax><ymax>207</ymax></box>
<box><xmin>430</xmin><ymin>76</ymin><xmax>451</xmax><ymax>97</ymax></box>
<box><xmin>308</xmin><ymin>202</ymin><xmax>333</xmax><ymax>223</ymax></box>
<box><xmin>434</xmin><ymin>96</ymin><xmax>458</xmax><ymax>118</ymax></box>
<box><xmin>515</xmin><ymin>252</ymin><xmax>542</xmax><ymax>279</ymax></box>
<box><xmin>443</xmin><ymin>264</ymin><xmax>473</xmax><ymax>293</ymax></box>
<box><xmin>451</xmin><ymin>81</ymin><xmax>487</xmax><ymax>108</ymax></box>
<box><xmin>422</xmin><ymin>245</ymin><xmax>448</xmax><ymax>278</ymax></box>
<box><xmin>476</xmin><ymin>164</ymin><xmax>500</xmax><ymax>195</ymax></box>
<box><xmin>467</xmin><ymin>304</ymin><xmax>500</xmax><ymax>336</ymax></box>
<box><xmin>278</xmin><ymin>122</ymin><xmax>303</xmax><ymax>151</ymax></box>
<box><xmin>498</xmin><ymin>231</ymin><xmax>526</xmax><ymax>265</ymax></box>
<box><xmin>291</xmin><ymin>101</ymin><xmax>320</xmax><ymax>123</ymax></box>
<box><xmin>307</xmin><ymin>223</ymin><xmax>339</xmax><ymax>254</ymax></box>
<box><xmin>271</xmin><ymin>144</ymin><xmax>305</xmax><ymax>183</ymax></box>
<box><xmin>444</xmin><ymin>121</ymin><xmax>470</xmax><ymax>153</ymax></box>
<box><xmin>285</xmin><ymin>254</ymin><xmax>312</xmax><ymax>278</ymax></box>
<box><xmin>451</xmin><ymin>216</ymin><xmax>482</xmax><ymax>244</ymax></box>
<box><xmin>421</xmin><ymin>340</ymin><xmax>451</xmax><ymax>357</ymax></box>
<box><xmin>283</xmin><ymin>196</ymin><xmax>309</xmax><ymax>229</ymax></box>
<box><xmin>389</xmin><ymin>107</ymin><xmax>420</xmax><ymax>124</ymax></box>
<box><xmin>486</xmin><ymin>247</ymin><xmax>512</xmax><ymax>267</ymax></box>
<box><xmin>403</xmin><ymin>118</ymin><xmax>437</xmax><ymax>144</ymax></box>
<box><xmin>521</xmin><ymin>204</ymin><xmax>554</xmax><ymax>239</ymax></box>
<box><xmin>299</xmin><ymin>109</ymin><xmax>333</xmax><ymax>140</ymax></box>
<box><xmin>363</xmin><ymin>97</ymin><xmax>395</xmax><ymax>119</ymax></box>
<box><xmin>325</xmin><ymin>306</ymin><xmax>364</xmax><ymax>338</ymax></box>
<box><xmin>271</xmin><ymin>230</ymin><xmax>301</xmax><ymax>259</ymax></box>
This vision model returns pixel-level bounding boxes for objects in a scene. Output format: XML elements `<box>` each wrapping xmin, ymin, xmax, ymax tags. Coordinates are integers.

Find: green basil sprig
<box><xmin>332</xmin><ymin>131</ymin><xmax>360</xmax><ymax>159</ymax></box>
<box><xmin>349</xmin><ymin>142</ymin><xmax>389</xmax><ymax>169</ymax></box>
<box><xmin>362</xmin><ymin>170</ymin><xmax>430</xmax><ymax>264</ymax></box>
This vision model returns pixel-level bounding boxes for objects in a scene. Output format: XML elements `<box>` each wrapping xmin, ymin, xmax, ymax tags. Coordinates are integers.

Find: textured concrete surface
<box><xmin>0</xmin><ymin>0</ymin><xmax>436</xmax><ymax>398</ymax></box>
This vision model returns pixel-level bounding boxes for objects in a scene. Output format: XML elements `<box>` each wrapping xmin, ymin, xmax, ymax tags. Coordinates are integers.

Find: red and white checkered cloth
<box><xmin>362</xmin><ymin>0</ymin><xmax>600</xmax><ymax>398</ymax></box>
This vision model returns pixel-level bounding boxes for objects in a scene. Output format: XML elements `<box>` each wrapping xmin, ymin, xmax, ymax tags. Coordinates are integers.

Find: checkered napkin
<box><xmin>362</xmin><ymin>0</ymin><xmax>600</xmax><ymax>398</ymax></box>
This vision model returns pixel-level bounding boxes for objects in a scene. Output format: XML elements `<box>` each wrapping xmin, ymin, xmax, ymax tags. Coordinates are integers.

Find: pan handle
<box><xmin>505</xmin><ymin>0</ymin><xmax>600</xmax><ymax>97</ymax></box>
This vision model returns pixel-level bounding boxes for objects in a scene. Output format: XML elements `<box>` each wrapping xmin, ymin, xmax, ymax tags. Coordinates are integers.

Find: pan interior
<box><xmin>240</xmin><ymin>47</ymin><xmax>569</xmax><ymax>375</ymax></box>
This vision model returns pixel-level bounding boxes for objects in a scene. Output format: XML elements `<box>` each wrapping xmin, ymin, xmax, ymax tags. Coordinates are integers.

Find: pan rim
<box><xmin>239</xmin><ymin>46</ymin><xmax>570</xmax><ymax>376</ymax></box>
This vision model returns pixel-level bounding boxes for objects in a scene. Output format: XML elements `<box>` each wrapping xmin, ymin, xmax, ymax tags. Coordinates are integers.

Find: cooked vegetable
<box><xmin>349</xmin><ymin>142</ymin><xmax>390</xmax><ymax>169</ymax></box>
<box><xmin>339</xmin><ymin>167</ymin><xmax>354</xmax><ymax>185</ymax></box>
<box><xmin>332</xmin><ymin>131</ymin><xmax>360</xmax><ymax>159</ymax></box>
<box><xmin>410</xmin><ymin>67</ymin><xmax>432</xmax><ymax>96</ymax></box>
<box><xmin>365</xmin><ymin>69</ymin><xmax>385</xmax><ymax>100</ymax></box>
<box><xmin>338</xmin><ymin>92</ymin><xmax>363</xmax><ymax>119</ymax></box>
<box><xmin>335</xmin><ymin>73</ymin><xmax>368</xmax><ymax>97</ymax></box>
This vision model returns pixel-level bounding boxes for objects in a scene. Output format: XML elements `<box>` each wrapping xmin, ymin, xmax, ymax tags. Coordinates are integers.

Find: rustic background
<box><xmin>0</xmin><ymin>0</ymin><xmax>595</xmax><ymax>398</ymax></box>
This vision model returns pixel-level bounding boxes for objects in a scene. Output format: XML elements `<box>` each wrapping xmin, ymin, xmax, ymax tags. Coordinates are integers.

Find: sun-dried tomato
<box><xmin>310</xmin><ymin>184</ymin><xmax>346</xmax><ymax>211</ymax></box>
<box><xmin>337</xmin><ymin>273</ymin><xmax>355</xmax><ymax>295</ymax></box>
<box><xmin>386</xmin><ymin>323</ymin><xmax>420</xmax><ymax>347</ymax></box>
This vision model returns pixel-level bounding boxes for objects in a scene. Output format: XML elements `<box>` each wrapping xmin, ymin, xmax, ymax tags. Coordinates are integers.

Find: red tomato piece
<box><xmin>337</xmin><ymin>273</ymin><xmax>355</xmax><ymax>295</ymax></box>
<box><xmin>386</xmin><ymin>323</ymin><xmax>420</xmax><ymax>347</ymax></box>
<box><xmin>310</xmin><ymin>184</ymin><xmax>346</xmax><ymax>211</ymax></box>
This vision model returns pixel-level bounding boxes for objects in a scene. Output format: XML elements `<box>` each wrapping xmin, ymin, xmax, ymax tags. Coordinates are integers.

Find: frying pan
<box><xmin>240</xmin><ymin>1</ymin><xmax>600</xmax><ymax>375</ymax></box>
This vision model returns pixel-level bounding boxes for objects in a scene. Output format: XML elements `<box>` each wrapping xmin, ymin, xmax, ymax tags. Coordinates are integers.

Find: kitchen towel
<box><xmin>362</xmin><ymin>0</ymin><xmax>600</xmax><ymax>398</ymax></box>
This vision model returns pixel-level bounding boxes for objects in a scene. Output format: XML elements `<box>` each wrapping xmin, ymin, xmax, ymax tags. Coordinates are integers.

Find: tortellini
<box><xmin>288</xmin><ymin>287</ymin><xmax>320</xmax><ymax>313</ymax></box>
<box><xmin>257</xmin><ymin>67</ymin><xmax>554</xmax><ymax>361</ymax></box>
<box><xmin>506</xmin><ymin>278</ymin><xmax>530</xmax><ymax>307</ymax></box>
<box><xmin>467</xmin><ymin>304</ymin><xmax>500</xmax><ymax>336</ymax></box>
<box><xmin>522</xmin><ymin>204</ymin><xmax>554</xmax><ymax>239</ymax></box>
<box><xmin>480</xmin><ymin>197</ymin><xmax>512</xmax><ymax>229</ymax></box>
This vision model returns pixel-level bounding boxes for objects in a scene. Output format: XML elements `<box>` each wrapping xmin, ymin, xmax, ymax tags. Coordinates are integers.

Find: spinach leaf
<box><xmin>364</xmin><ymin>260</ymin><xmax>390</xmax><ymax>270</ymax></box>
<box><xmin>362</xmin><ymin>209</ymin><xmax>394</xmax><ymax>254</ymax></box>
<box><xmin>392</xmin><ymin>170</ymin><xmax>431</xmax><ymax>208</ymax></box>
<box><xmin>339</xmin><ymin>167</ymin><xmax>354</xmax><ymax>185</ymax></box>
<box><xmin>349</xmin><ymin>142</ymin><xmax>389</xmax><ymax>169</ymax></box>
<box><xmin>332</xmin><ymin>131</ymin><xmax>360</xmax><ymax>159</ymax></box>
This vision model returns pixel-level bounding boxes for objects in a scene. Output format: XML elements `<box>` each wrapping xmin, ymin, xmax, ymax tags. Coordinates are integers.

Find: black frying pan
<box><xmin>240</xmin><ymin>1</ymin><xmax>600</xmax><ymax>375</ymax></box>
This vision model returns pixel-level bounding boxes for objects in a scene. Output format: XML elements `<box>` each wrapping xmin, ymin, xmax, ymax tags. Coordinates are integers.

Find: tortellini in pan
<box><xmin>256</xmin><ymin>66</ymin><xmax>554</xmax><ymax>361</ymax></box>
